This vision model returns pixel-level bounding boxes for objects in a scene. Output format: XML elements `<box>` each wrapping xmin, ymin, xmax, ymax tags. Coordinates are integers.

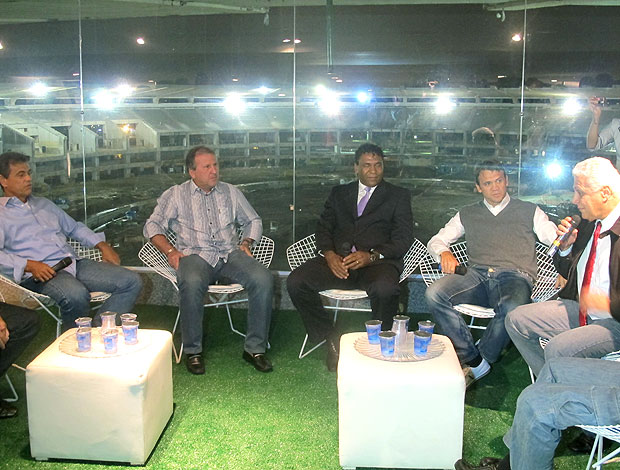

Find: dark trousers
<box><xmin>0</xmin><ymin>302</ymin><xmax>41</xmax><ymax>377</ymax></box>
<box><xmin>287</xmin><ymin>256</ymin><xmax>401</xmax><ymax>342</ymax></box>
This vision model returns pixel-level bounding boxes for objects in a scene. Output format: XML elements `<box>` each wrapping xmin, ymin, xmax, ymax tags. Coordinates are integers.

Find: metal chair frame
<box><xmin>419</xmin><ymin>241</ymin><xmax>561</xmax><ymax>330</ymax></box>
<box><xmin>138</xmin><ymin>231</ymin><xmax>274</xmax><ymax>364</ymax></box>
<box><xmin>286</xmin><ymin>234</ymin><xmax>428</xmax><ymax>359</ymax></box>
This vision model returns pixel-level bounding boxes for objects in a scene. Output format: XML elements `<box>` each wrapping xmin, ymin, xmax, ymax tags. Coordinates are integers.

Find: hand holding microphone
<box><xmin>32</xmin><ymin>257</ymin><xmax>72</xmax><ymax>283</ymax></box>
<box><xmin>547</xmin><ymin>215</ymin><xmax>581</xmax><ymax>257</ymax></box>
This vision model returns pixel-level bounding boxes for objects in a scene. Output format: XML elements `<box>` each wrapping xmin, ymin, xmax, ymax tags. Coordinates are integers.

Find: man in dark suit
<box><xmin>287</xmin><ymin>143</ymin><xmax>413</xmax><ymax>371</ymax></box>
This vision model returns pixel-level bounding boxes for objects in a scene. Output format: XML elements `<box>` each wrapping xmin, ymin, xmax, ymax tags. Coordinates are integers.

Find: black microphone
<box><xmin>438</xmin><ymin>264</ymin><xmax>467</xmax><ymax>275</ymax></box>
<box><xmin>547</xmin><ymin>215</ymin><xmax>582</xmax><ymax>257</ymax></box>
<box><xmin>340</xmin><ymin>242</ymin><xmax>352</xmax><ymax>256</ymax></box>
<box><xmin>33</xmin><ymin>257</ymin><xmax>72</xmax><ymax>283</ymax></box>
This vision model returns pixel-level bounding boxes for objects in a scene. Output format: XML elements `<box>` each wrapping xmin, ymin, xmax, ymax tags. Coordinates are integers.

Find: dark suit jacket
<box><xmin>315</xmin><ymin>180</ymin><xmax>413</xmax><ymax>272</ymax></box>
<box><xmin>554</xmin><ymin>216</ymin><xmax>620</xmax><ymax>322</ymax></box>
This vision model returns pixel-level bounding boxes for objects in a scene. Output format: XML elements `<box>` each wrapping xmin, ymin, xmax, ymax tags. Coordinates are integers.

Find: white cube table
<box><xmin>26</xmin><ymin>328</ymin><xmax>173</xmax><ymax>465</ymax></box>
<box><xmin>338</xmin><ymin>332</ymin><xmax>465</xmax><ymax>470</ymax></box>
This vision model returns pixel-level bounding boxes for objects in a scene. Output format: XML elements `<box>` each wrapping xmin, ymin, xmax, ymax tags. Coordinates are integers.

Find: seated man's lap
<box><xmin>425</xmin><ymin>269</ymin><xmax>489</xmax><ymax>307</ymax></box>
<box><xmin>545</xmin><ymin>318</ymin><xmax>620</xmax><ymax>362</ymax></box>
<box><xmin>76</xmin><ymin>258</ymin><xmax>141</xmax><ymax>293</ymax></box>
<box><xmin>220</xmin><ymin>250</ymin><xmax>272</xmax><ymax>290</ymax></box>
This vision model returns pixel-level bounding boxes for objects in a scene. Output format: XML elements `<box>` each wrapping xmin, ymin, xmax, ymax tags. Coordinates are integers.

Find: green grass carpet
<box><xmin>0</xmin><ymin>306</ymin><xmax>602</xmax><ymax>469</ymax></box>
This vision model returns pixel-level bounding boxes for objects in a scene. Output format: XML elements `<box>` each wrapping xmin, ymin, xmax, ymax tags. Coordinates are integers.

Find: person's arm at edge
<box><xmin>427</xmin><ymin>212</ymin><xmax>465</xmax><ymax>262</ymax></box>
<box><xmin>533</xmin><ymin>206</ymin><xmax>560</xmax><ymax>246</ymax></box>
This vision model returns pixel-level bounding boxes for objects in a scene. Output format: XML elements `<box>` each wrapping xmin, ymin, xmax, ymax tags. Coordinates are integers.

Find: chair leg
<box><xmin>3</xmin><ymin>373</ymin><xmax>18</xmax><ymax>403</ymax></box>
<box><xmin>528</xmin><ymin>366</ymin><xmax>536</xmax><ymax>384</ymax></box>
<box><xmin>171</xmin><ymin>308</ymin><xmax>183</xmax><ymax>364</ymax></box>
<box><xmin>226</xmin><ymin>304</ymin><xmax>246</xmax><ymax>338</ymax></box>
<box><xmin>298</xmin><ymin>335</ymin><xmax>327</xmax><ymax>359</ymax></box>
<box><xmin>592</xmin><ymin>439</ymin><xmax>620</xmax><ymax>468</ymax></box>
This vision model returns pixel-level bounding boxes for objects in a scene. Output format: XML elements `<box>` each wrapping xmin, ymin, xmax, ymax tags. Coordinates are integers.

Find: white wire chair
<box><xmin>0</xmin><ymin>239</ymin><xmax>111</xmax><ymax>338</ymax></box>
<box><xmin>419</xmin><ymin>241</ymin><xmax>561</xmax><ymax>330</ymax></box>
<box><xmin>286</xmin><ymin>234</ymin><xmax>428</xmax><ymax>359</ymax></box>
<box><xmin>138</xmin><ymin>231</ymin><xmax>275</xmax><ymax>364</ymax></box>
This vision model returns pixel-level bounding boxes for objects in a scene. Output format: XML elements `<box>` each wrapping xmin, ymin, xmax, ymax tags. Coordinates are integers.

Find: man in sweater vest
<box><xmin>425</xmin><ymin>160</ymin><xmax>557</xmax><ymax>387</ymax></box>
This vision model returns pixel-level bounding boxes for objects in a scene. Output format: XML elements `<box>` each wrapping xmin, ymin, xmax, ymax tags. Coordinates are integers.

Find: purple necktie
<box><xmin>357</xmin><ymin>186</ymin><xmax>371</xmax><ymax>217</ymax></box>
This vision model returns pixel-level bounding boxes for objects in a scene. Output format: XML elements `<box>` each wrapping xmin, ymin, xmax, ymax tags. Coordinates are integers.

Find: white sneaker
<box><xmin>463</xmin><ymin>358</ymin><xmax>491</xmax><ymax>388</ymax></box>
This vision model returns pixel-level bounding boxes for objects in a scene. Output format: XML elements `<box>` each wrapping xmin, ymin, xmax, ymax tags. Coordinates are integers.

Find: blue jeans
<box><xmin>506</xmin><ymin>299</ymin><xmax>620</xmax><ymax>376</ymax></box>
<box><xmin>425</xmin><ymin>266</ymin><xmax>532</xmax><ymax>365</ymax></box>
<box><xmin>176</xmin><ymin>251</ymin><xmax>273</xmax><ymax>355</ymax></box>
<box><xmin>504</xmin><ymin>357</ymin><xmax>620</xmax><ymax>470</ymax></box>
<box><xmin>23</xmin><ymin>259</ymin><xmax>142</xmax><ymax>332</ymax></box>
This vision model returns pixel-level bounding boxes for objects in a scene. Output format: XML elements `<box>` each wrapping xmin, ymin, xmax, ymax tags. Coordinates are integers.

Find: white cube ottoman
<box><xmin>27</xmin><ymin>328</ymin><xmax>173</xmax><ymax>465</ymax></box>
<box><xmin>338</xmin><ymin>332</ymin><xmax>465</xmax><ymax>470</ymax></box>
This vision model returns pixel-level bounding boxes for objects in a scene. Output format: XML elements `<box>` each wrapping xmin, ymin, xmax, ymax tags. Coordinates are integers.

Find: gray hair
<box><xmin>573</xmin><ymin>157</ymin><xmax>620</xmax><ymax>193</ymax></box>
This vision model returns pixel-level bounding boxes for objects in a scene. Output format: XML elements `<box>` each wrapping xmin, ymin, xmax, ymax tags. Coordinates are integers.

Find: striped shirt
<box><xmin>144</xmin><ymin>180</ymin><xmax>262</xmax><ymax>267</ymax></box>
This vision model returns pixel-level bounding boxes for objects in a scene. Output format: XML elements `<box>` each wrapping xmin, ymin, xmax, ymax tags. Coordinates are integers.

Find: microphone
<box><xmin>547</xmin><ymin>215</ymin><xmax>582</xmax><ymax>257</ymax></box>
<box><xmin>340</xmin><ymin>242</ymin><xmax>352</xmax><ymax>256</ymax></box>
<box><xmin>33</xmin><ymin>257</ymin><xmax>72</xmax><ymax>283</ymax></box>
<box><xmin>438</xmin><ymin>264</ymin><xmax>467</xmax><ymax>275</ymax></box>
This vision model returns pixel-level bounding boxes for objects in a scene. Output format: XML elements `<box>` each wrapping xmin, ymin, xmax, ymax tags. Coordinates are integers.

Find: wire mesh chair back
<box><xmin>286</xmin><ymin>234</ymin><xmax>317</xmax><ymax>270</ymax></box>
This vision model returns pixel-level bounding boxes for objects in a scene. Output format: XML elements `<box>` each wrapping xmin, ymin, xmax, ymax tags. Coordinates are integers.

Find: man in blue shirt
<box><xmin>0</xmin><ymin>152</ymin><xmax>142</xmax><ymax>332</ymax></box>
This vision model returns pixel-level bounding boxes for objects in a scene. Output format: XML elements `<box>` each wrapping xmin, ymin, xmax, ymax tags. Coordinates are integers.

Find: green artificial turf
<box><xmin>0</xmin><ymin>306</ymin><xmax>601</xmax><ymax>470</ymax></box>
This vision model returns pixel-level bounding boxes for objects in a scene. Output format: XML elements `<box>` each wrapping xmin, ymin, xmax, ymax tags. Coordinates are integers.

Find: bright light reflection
<box><xmin>318</xmin><ymin>91</ymin><xmax>341</xmax><ymax>116</ymax></box>
<box><xmin>545</xmin><ymin>162</ymin><xmax>563</xmax><ymax>180</ymax></box>
<box><xmin>136</xmin><ymin>37</ymin><xmax>145</xmax><ymax>45</ymax></box>
<box><xmin>356</xmin><ymin>92</ymin><xmax>370</xmax><ymax>103</ymax></box>
<box><xmin>28</xmin><ymin>82</ymin><xmax>49</xmax><ymax>97</ymax></box>
<box><xmin>512</xmin><ymin>33</ymin><xmax>522</xmax><ymax>42</ymax></box>
<box><xmin>92</xmin><ymin>89</ymin><xmax>117</xmax><ymax>110</ymax></box>
<box><xmin>435</xmin><ymin>95</ymin><xmax>456</xmax><ymax>115</ymax></box>
<box><xmin>315</xmin><ymin>84</ymin><xmax>326</xmax><ymax>95</ymax></box>
<box><xmin>0</xmin><ymin>42</ymin><xmax>4</xmax><ymax>50</ymax></box>
<box><xmin>562</xmin><ymin>97</ymin><xmax>582</xmax><ymax>116</ymax></box>
<box><xmin>223</xmin><ymin>93</ymin><xmax>246</xmax><ymax>115</ymax></box>
<box><xmin>114</xmin><ymin>84</ymin><xmax>134</xmax><ymax>97</ymax></box>
<box><xmin>256</xmin><ymin>86</ymin><xmax>271</xmax><ymax>95</ymax></box>
<box><xmin>294</xmin><ymin>39</ymin><xmax>301</xmax><ymax>44</ymax></box>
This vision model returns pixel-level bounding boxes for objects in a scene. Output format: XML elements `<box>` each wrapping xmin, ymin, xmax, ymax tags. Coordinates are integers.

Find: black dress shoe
<box><xmin>0</xmin><ymin>399</ymin><xmax>18</xmax><ymax>419</ymax></box>
<box><xmin>326</xmin><ymin>337</ymin><xmax>339</xmax><ymax>372</ymax></box>
<box><xmin>185</xmin><ymin>354</ymin><xmax>205</xmax><ymax>375</ymax></box>
<box><xmin>568</xmin><ymin>430</ymin><xmax>612</xmax><ymax>454</ymax></box>
<box><xmin>479</xmin><ymin>457</ymin><xmax>502</xmax><ymax>467</ymax></box>
<box><xmin>242</xmin><ymin>351</ymin><xmax>273</xmax><ymax>373</ymax></box>
<box><xmin>454</xmin><ymin>458</ymin><xmax>501</xmax><ymax>470</ymax></box>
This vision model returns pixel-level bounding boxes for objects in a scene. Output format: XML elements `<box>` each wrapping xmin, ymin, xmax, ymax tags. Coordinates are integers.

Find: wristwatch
<box><xmin>369</xmin><ymin>249</ymin><xmax>381</xmax><ymax>263</ymax></box>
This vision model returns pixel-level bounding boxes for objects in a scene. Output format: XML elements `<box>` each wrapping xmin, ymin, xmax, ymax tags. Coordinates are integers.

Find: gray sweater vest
<box><xmin>460</xmin><ymin>198</ymin><xmax>538</xmax><ymax>280</ymax></box>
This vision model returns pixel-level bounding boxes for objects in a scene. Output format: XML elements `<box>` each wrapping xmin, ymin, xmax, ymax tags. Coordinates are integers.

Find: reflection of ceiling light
<box><xmin>545</xmin><ymin>161</ymin><xmax>563</xmax><ymax>180</ymax></box>
<box><xmin>511</xmin><ymin>33</ymin><xmax>522</xmax><ymax>42</ymax></box>
<box><xmin>28</xmin><ymin>82</ymin><xmax>49</xmax><ymax>97</ymax></box>
<box><xmin>223</xmin><ymin>93</ymin><xmax>246</xmax><ymax>115</ymax></box>
<box><xmin>232</xmin><ymin>78</ymin><xmax>239</xmax><ymax>82</ymax></box>
<box><xmin>136</xmin><ymin>37</ymin><xmax>145</xmax><ymax>45</ymax></box>
<box><xmin>318</xmin><ymin>91</ymin><xmax>341</xmax><ymax>116</ymax></box>
<box><xmin>72</xmin><ymin>72</ymin><xmax>79</xmax><ymax>77</ymax></box>
<box><xmin>497</xmin><ymin>75</ymin><xmax>506</xmax><ymax>79</ymax></box>
<box><xmin>282</xmin><ymin>38</ymin><xmax>291</xmax><ymax>43</ymax></box>
<box><xmin>0</xmin><ymin>42</ymin><xmax>4</xmax><ymax>50</ymax></box>
<box><xmin>278</xmin><ymin>93</ymin><xmax>286</xmax><ymax>97</ymax></box>
<box><xmin>294</xmin><ymin>38</ymin><xmax>301</xmax><ymax>44</ymax></box>
<box><xmin>561</xmin><ymin>97</ymin><xmax>582</xmax><ymax>116</ymax></box>
<box><xmin>435</xmin><ymin>95</ymin><xmax>456</xmax><ymax>115</ymax></box>
<box><xmin>256</xmin><ymin>86</ymin><xmax>271</xmax><ymax>95</ymax></box>
<box><xmin>330</xmin><ymin>76</ymin><xmax>338</xmax><ymax>80</ymax></box>
<box><xmin>336</xmin><ymin>79</ymin><xmax>343</xmax><ymax>83</ymax></box>
<box><xmin>356</xmin><ymin>92</ymin><xmax>370</xmax><ymax>103</ymax></box>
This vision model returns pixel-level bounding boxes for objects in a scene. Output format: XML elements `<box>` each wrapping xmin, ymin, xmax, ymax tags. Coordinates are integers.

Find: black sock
<box><xmin>498</xmin><ymin>454</ymin><xmax>510</xmax><ymax>470</ymax></box>
<box><xmin>467</xmin><ymin>354</ymin><xmax>483</xmax><ymax>368</ymax></box>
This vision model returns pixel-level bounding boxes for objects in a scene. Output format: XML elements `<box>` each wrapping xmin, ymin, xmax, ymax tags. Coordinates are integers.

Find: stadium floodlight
<box><xmin>318</xmin><ymin>90</ymin><xmax>341</xmax><ymax>116</ymax></box>
<box><xmin>561</xmin><ymin>97</ymin><xmax>582</xmax><ymax>116</ymax></box>
<box><xmin>545</xmin><ymin>161</ymin><xmax>563</xmax><ymax>180</ymax></box>
<box><xmin>92</xmin><ymin>89</ymin><xmax>117</xmax><ymax>110</ymax></box>
<box><xmin>114</xmin><ymin>84</ymin><xmax>134</xmax><ymax>97</ymax></box>
<box><xmin>28</xmin><ymin>82</ymin><xmax>49</xmax><ymax>97</ymax></box>
<box><xmin>356</xmin><ymin>92</ymin><xmax>370</xmax><ymax>103</ymax></box>
<box><xmin>223</xmin><ymin>93</ymin><xmax>246</xmax><ymax>115</ymax></box>
<box><xmin>435</xmin><ymin>95</ymin><xmax>456</xmax><ymax>115</ymax></box>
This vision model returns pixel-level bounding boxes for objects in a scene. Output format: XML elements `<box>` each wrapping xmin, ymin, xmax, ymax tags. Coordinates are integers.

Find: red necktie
<box><xmin>579</xmin><ymin>221</ymin><xmax>602</xmax><ymax>326</ymax></box>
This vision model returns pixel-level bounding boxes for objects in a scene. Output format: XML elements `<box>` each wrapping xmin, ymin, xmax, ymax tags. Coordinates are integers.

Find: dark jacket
<box><xmin>315</xmin><ymin>180</ymin><xmax>413</xmax><ymax>272</ymax></box>
<box><xmin>554</xmin><ymin>216</ymin><xmax>620</xmax><ymax>322</ymax></box>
